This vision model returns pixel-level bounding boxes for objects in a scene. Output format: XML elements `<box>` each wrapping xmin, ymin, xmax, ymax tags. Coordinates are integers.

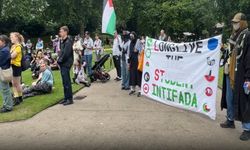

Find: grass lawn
<box><xmin>0</xmin><ymin>50</ymin><xmax>113</xmax><ymax>123</ymax></box>
<box><xmin>0</xmin><ymin>48</ymin><xmax>224</xmax><ymax>123</ymax></box>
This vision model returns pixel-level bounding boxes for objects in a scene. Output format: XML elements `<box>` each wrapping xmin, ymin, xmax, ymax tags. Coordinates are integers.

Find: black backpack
<box><xmin>21</xmin><ymin>46</ymin><xmax>29</xmax><ymax>71</ymax></box>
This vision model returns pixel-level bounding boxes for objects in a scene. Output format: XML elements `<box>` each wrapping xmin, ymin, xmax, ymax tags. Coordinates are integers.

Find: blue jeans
<box><xmin>242</xmin><ymin>123</ymin><xmax>250</xmax><ymax>131</ymax></box>
<box><xmin>60</xmin><ymin>66</ymin><xmax>73</xmax><ymax>101</ymax></box>
<box><xmin>121</xmin><ymin>60</ymin><xmax>130</xmax><ymax>88</ymax></box>
<box><xmin>225</xmin><ymin>75</ymin><xmax>234</xmax><ymax>121</ymax></box>
<box><xmin>0</xmin><ymin>80</ymin><xmax>13</xmax><ymax>110</ymax></box>
<box><xmin>84</xmin><ymin>54</ymin><xmax>92</xmax><ymax>76</ymax></box>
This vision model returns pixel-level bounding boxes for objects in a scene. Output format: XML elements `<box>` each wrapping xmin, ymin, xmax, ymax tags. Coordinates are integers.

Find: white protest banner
<box><xmin>141</xmin><ymin>36</ymin><xmax>222</xmax><ymax>120</ymax></box>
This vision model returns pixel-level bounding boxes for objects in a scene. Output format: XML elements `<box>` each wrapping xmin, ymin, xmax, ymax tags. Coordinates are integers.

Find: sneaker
<box><xmin>121</xmin><ymin>87</ymin><xmax>125</xmax><ymax>90</ymax></box>
<box><xmin>137</xmin><ymin>92</ymin><xmax>141</xmax><ymax>97</ymax></box>
<box><xmin>124</xmin><ymin>87</ymin><xmax>130</xmax><ymax>91</ymax></box>
<box><xmin>220</xmin><ymin>120</ymin><xmax>235</xmax><ymax>129</ymax></box>
<box><xmin>19</xmin><ymin>96</ymin><xmax>23</xmax><ymax>103</ymax></box>
<box><xmin>63</xmin><ymin>100</ymin><xmax>74</xmax><ymax>106</ymax></box>
<box><xmin>13</xmin><ymin>98</ymin><xmax>20</xmax><ymax>106</ymax></box>
<box><xmin>59</xmin><ymin>100</ymin><xmax>67</xmax><ymax>104</ymax></box>
<box><xmin>0</xmin><ymin>107</ymin><xmax>12</xmax><ymax>113</ymax></box>
<box><xmin>129</xmin><ymin>91</ymin><xmax>136</xmax><ymax>95</ymax></box>
<box><xmin>240</xmin><ymin>130</ymin><xmax>250</xmax><ymax>141</ymax></box>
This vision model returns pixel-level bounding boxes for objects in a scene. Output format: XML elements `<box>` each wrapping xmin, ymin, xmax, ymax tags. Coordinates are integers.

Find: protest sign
<box><xmin>141</xmin><ymin>36</ymin><xmax>222</xmax><ymax>120</ymax></box>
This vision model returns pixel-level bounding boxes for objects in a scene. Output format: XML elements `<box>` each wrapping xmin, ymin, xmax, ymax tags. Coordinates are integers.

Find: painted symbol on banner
<box><xmin>203</xmin><ymin>103</ymin><xmax>211</xmax><ymax>113</ymax></box>
<box><xmin>205</xmin><ymin>70</ymin><xmax>215</xmax><ymax>82</ymax></box>
<box><xmin>205</xmin><ymin>87</ymin><xmax>213</xmax><ymax>97</ymax></box>
<box><xmin>207</xmin><ymin>57</ymin><xmax>215</xmax><ymax>66</ymax></box>
<box><xmin>144</xmin><ymin>72</ymin><xmax>150</xmax><ymax>82</ymax></box>
<box><xmin>208</xmin><ymin>38</ymin><xmax>219</xmax><ymax>51</ymax></box>
<box><xmin>146</xmin><ymin>62</ymin><xmax>150</xmax><ymax>67</ymax></box>
<box><xmin>146</xmin><ymin>48</ymin><xmax>152</xmax><ymax>58</ymax></box>
<box><xmin>143</xmin><ymin>83</ymin><xmax>149</xmax><ymax>94</ymax></box>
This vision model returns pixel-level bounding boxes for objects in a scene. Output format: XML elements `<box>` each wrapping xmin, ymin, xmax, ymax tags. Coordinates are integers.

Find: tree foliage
<box><xmin>0</xmin><ymin>0</ymin><xmax>249</xmax><ymax>40</ymax></box>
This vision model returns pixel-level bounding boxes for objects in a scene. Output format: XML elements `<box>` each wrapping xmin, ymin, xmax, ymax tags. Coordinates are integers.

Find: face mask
<box><xmin>233</xmin><ymin>22</ymin><xmax>240</xmax><ymax>31</ymax></box>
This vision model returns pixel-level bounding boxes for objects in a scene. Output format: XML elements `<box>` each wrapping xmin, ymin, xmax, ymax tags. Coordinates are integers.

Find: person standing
<box><xmin>128</xmin><ymin>32</ymin><xmax>141</xmax><ymax>95</ymax></box>
<box><xmin>121</xmin><ymin>31</ymin><xmax>131</xmax><ymax>90</ymax></box>
<box><xmin>72</xmin><ymin>35</ymin><xmax>83</xmax><ymax>83</ymax></box>
<box><xmin>93</xmin><ymin>34</ymin><xmax>103</xmax><ymax>62</ymax></box>
<box><xmin>136</xmin><ymin>35</ymin><xmax>146</xmax><ymax>97</ymax></box>
<box><xmin>26</xmin><ymin>39</ymin><xmax>33</xmax><ymax>55</ymax></box>
<box><xmin>228</xmin><ymin>13</ymin><xmax>250</xmax><ymax>141</ymax></box>
<box><xmin>58</xmin><ymin>26</ymin><xmax>74</xmax><ymax>106</ymax></box>
<box><xmin>112</xmin><ymin>31</ymin><xmax>122</xmax><ymax>81</ymax></box>
<box><xmin>220</xmin><ymin>43</ymin><xmax>235</xmax><ymax>128</ymax></box>
<box><xmin>159</xmin><ymin>29</ymin><xmax>171</xmax><ymax>42</ymax></box>
<box><xmin>0</xmin><ymin>35</ymin><xmax>13</xmax><ymax>113</ymax></box>
<box><xmin>10</xmin><ymin>32</ymin><xmax>24</xmax><ymax>105</ymax></box>
<box><xmin>36</xmin><ymin>38</ymin><xmax>44</xmax><ymax>51</ymax></box>
<box><xmin>83</xmin><ymin>31</ymin><xmax>94</xmax><ymax>76</ymax></box>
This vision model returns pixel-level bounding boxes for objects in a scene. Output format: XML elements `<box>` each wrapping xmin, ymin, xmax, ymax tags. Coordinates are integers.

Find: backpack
<box><xmin>21</xmin><ymin>46</ymin><xmax>29</xmax><ymax>71</ymax></box>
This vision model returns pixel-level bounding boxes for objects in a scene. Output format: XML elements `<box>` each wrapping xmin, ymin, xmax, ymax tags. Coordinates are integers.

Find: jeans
<box><xmin>242</xmin><ymin>123</ymin><xmax>250</xmax><ymax>131</ymax></box>
<box><xmin>84</xmin><ymin>54</ymin><xmax>93</xmax><ymax>76</ymax></box>
<box><xmin>60</xmin><ymin>66</ymin><xmax>73</xmax><ymax>101</ymax></box>
<box><xmin>121</xmin><ymin>60</ymin><xmax>130</xmax><ymax>88</ymax></box>
<box><xmin>113</xmin><ymin>55</ymin><xmax>121</xmax><ymax>78</ymax></box>
<box><xmin>225</xmin><ymin>75</ymin><xmax>234</xmax><ymax>121</ymax></box>
<box><xmin>0</xmin><ymin>80</ymin><xmax>13</xmax><ymax>110</ymax></box>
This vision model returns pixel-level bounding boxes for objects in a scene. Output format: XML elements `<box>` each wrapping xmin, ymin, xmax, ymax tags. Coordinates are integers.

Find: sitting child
<box><xmin>23</xmin><ymin>61</ymin><xmax>54</xmax><ymax>99</ymax></box>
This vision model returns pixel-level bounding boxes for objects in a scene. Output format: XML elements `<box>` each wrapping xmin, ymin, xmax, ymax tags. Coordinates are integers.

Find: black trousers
<box><xmin>60</xmin><ymin>66</ymin><xmax>73</xmax><ymax>101</ymax></box>
<box><xmin>113</xmin><ymin>55</ymin><xmax>121</xmax><ymax>78</ymax></box>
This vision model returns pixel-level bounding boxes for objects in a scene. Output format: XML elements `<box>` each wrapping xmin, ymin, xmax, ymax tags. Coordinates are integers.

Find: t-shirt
<box><xmin>94</xmin><ymin>39</ymin><xmax>102</xmax><ymax>51</ymax></box>
<box><xmin>11</xmin><ymin>44</ymin><xmax>22</xmax><ymax>67</ymax></box>
<box><xmin>41</xmin><ymin>69</ymin><xmax>54</xmax><ymax>86</ymax></box>
<box><xmin>112</xmin><ymin>35</ymin><xmax>122</xmax><ymax>56</ymax></box>
<box><xmin>83</xmin><ymin>38</ymin><xmax>94</xmax><ymax>55</ymax></box>
<box><xmin>36</xmin><ymin>41</ymin><xmax>44</xmax><ymax>50</ymax></box>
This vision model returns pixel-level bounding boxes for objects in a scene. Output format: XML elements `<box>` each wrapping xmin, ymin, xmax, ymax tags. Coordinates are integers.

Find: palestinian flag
<box><xmin>102</xmin><ymin>0</ymin><xmax>116</xmax><ymax>35</ymax></box>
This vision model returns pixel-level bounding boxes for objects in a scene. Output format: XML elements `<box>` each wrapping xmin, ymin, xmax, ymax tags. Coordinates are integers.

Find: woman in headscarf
<box><xmin>128</xmin><ymin>32</ymin><xmax>142</xmax><ymax>96</ymax></box>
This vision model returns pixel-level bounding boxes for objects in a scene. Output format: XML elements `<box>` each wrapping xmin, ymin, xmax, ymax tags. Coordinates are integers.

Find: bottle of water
<box><xmin>243</xmin><ymin>82</ymin><xmax>250</xmax><ymax>95</ymax></box>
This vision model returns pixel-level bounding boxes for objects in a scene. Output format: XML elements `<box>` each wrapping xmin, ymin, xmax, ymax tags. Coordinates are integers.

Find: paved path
<box><xmin>0</xmin><ymin>70</ymin><xmax>249</xmax><ymax>150</ymax></box>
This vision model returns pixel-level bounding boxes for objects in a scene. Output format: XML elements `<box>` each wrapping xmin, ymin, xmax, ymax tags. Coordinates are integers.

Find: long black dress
<box><xmin>234</xmin><ymin>30</ymin><xmax>250</xmax><ymax>123</ymax></box>
<box><xmin>129</xmin><ymin>39</ymin><xmax>139</xmax><ymax>87</ymax></box>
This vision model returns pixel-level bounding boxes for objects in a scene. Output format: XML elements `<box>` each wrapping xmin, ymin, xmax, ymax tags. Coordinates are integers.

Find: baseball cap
<box><xmin>232</xmin><ymin>13</ymin><xmax>247</xmax><ymax>23</ymax></box>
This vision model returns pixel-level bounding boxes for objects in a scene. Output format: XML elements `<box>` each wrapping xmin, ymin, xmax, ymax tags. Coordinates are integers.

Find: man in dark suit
<box><xmin>58</xmin><ymin>26</ymin><xmax>74</xmax><ymax>106</ymax></box>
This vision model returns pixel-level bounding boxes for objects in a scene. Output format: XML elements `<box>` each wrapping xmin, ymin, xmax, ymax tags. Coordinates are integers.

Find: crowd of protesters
<box><xmin>0</xmin><ymin>12</ymin><xmax>250</xmax><ymax>141</ymax></box>
<box><xmin>0</xmin><ymin>26</ymin><xmax>105</xmax><ymax>113</ymax></box>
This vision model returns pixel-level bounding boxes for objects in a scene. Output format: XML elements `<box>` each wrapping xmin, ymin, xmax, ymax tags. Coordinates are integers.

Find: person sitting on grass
<box><xmin>50</xmin><ymin>53</ymin><xmax>59</xmax><ymax>70</ymax></box>
<box><xmin>23</xmin><ymin>60</ymin><xmax>54</xmax><ymax>99</ymax></box>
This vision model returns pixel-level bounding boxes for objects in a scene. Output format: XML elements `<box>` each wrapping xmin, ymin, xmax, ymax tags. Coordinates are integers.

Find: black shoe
<box><xmin>0</xmin><ymin>107</ymin><xmax>12</xmax><ymax>113</ymax></box>
<box><xmin>63</xmin><ymin>100</ymin><xmax>74</xmax><ymax>106</ymax></box>
<box><xmin>59</xmin><ymin>100</ymin><xmax>67</xmax><ymax>104</ymax></box>
<box><xmin>129</xmin><ymin>91</ymin><xmax>135</xmax><ymax>95</ymax></box>
<box><xmin>13</xmin><ymin>98</ymin><xmax>20</xmax><ymax>106</ymax></box>
<box><xmin>124</xmin><ymin>88</ymin><xmax>130</xmax><ymax>91</ymax></box>
<box><xmin>137</xmin><ymin>92</ymin><xmax>141</xmax><ymax>97</ymax></box>
<box><xmin>121</xmin><ymin>87</ymin><xmax>125</xmax><ymax>90</ymax></box>
<box><xmin>19</xmin><ymin>96</ymin><xmax>23</xmax><ymax>103</ymax></box>
<box><xmin>240</xmin><ymin>130</ymin><xmax>250</xmax><ymax>141</ymax></box>
<box><xmin>220</xmin><ymin>120</ymin><xmax>235</xmax><ymax>129</ymax></box>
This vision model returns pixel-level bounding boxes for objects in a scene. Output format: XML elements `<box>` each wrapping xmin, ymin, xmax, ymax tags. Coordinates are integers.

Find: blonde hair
<box><xmin>10</xmin><ymin>32</ymin><xmax>24</xmax><ymax>43</ymax></box>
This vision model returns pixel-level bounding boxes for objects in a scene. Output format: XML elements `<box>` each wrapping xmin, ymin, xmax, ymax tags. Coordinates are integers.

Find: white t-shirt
<box><xmin>83</xmin><ymin>37</ymin><xmax>94</xmax><ymax>55</ymax></box>
<box><xmin>94</xmin><ymin>39</ymin><xmax>102</xmax><ymax>51</ymax></box>
<box><xmin>112</xmin><ymin>35</ymin><xmax>122</xmax><ymax>56</ymax></box>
